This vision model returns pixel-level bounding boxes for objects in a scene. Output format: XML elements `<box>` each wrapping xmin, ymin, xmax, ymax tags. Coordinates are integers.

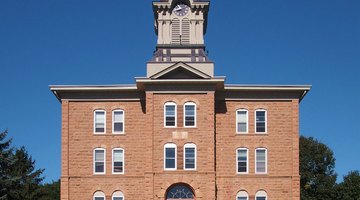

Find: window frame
<box><xmin>93</xmin><ymin>191</ymin><xmax>106</xmax><ymax>200</ymax></box>
<box><xmin>183</xmin><ymin>102</ymin><xmax>196</xmax><ymax>128</ymax></box>
<box><xmin>164</xmin><ymin>143</ymin><xmax>177</xmax><ymax>170</ymax></box>
<box><xmin>183</xmin><ymin>143</ymin><xmax>197</xmax><ymax>170</ymax></box>
<box><xmin>93</xmin><ymin>148</ymin><xmax>106</xmax><ymax>175</ymax></box>
<box><xmin>112</xmin><ymin>148</ymin><xmax>125</xmax><ymax>174</ymax></box>
<box><xmin>236</xmin><ymin>190</ymin><xmax>249</xmax><ymax>200</ymax></box>
<box><xmin>255</xmin><ymin>190</ymin><xmax>268</xmax><ymax>200</ymax></box>
<box><xmin>112</xmin><ymin>191</ymin><xmax>124</xmax><ymax>200</ymax></box>
<box><xmin>255</xmin><ymin>148</ymin><xmax>268</xmax><ymax>174</ymax></box>
<box><xmin>236</xmin><ymin>148</ymin><xmax>249</xmax><ymax>174</ymax></box>
<box><xmin>164</xmin><ymin>102</ymin><xmax>177</xmax><ymax>128</ymax></box>
<box><xmin>94</xmin><ymin>110</ymin><xmax>106</xmax><ymax>134</ymax></box>
<box><xmin>255</xmin><ymin>109</ymin><xmax>267</xmax><ymax>134</ymax></box>
<box><xmin>112</xmin><ymin>110</ymin><xmax>125</xmax><ymax>134</ymax></box>
<box><xmin>236</xmin><ymin>109</ymin><xmax>248</xmax><ymax>134</ymax></box>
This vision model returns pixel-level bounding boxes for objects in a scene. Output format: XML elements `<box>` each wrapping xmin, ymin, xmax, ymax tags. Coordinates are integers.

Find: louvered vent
<box><xmin>181</xmin><ymin>18</ymin><xmax>190</xmax><ymax>44</ymax></box>
<box><xmin>171</xmin><ymin>18</ymin><xmax>181</xmax><ymax>44</ymax></box>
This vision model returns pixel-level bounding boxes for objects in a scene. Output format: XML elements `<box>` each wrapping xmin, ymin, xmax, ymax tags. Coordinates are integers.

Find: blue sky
<box><xmin>0</xmin><ymin>0</ymin><xmax>359</xmax><ymax>183</ymax></box>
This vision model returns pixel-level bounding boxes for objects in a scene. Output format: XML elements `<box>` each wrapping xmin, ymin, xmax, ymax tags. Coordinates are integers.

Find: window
<box><xmin>94</xmin><ymin>110</ymin><xmax>106</xmax><ymax>133</ymax></box>
<box><xmin>112</xmin><ymin>191</ymin><xmax>124</xmax><ymax>200</ymax></box>
<box><xmin>164</xmin><ymin>102</ymin><xmax>177</xmax><ymax>127</ymax></box>
<box><xmin>184</xmin><ymin>102</ymin><xmax>196</xmax><ymax>127</ymax></box>
<box><xmin>93</xmin><ymin>191</ymin><xmax>105</xmax><ymax>200</ymax></box>
<box><xmin>255</xmin><ymin>110</ymin><xmax>267</xmax><ymax>133</ymax></box>
<box><xmin>236</xmin><ymin>109</ymin><xmax>248</xmax><ymax>133</ymax></box>
<box><xmin>184</xmin><ymin>143</ymin><xmax>196</xmax><ymax>170</ymax></box>
<box><xmin>94</xmin><ymin>148</ymin><xmax>105</xmax><ymax>174</ymax></box>
<box><xmin>255</xmin><ymin>190</ymin><xmax>267</xmax><ymax>200</ymax></box>
<box><xmin>164</xmin><ymin>143</ymin><xmax>177</xmax><ymax>170</ymax></box>
<box><xmin>112</xmin><ymin>148</ymin><xmax>124</xmax><ymax>174</ymax></box>
<box><xmin>166</xmin><ymin>184</ymin><xmax>194</xmax><ymax>199</ymax></box>
<box><xmin>236</xmin><ymin>191</ymin><xmax>249</xmax><ymax>200</ymax></box>
<box><xmin>237</xmin><ymin>148</ymin><xmax>248</xmax><ymax>174</ymax></box>
<box><xmin>112</xmin><ymin>110</ymin><xmax>124</xmax><ymax>133</ymax></box>
<box><xmin>256</xmin><ymin>148</ymin><xmax>267</xmax><ymax>174</ymax></box>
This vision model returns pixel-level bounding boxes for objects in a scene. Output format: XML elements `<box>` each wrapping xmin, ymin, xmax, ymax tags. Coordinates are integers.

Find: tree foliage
<box><xmin>336</xmin><ymin>171</ymin><xmax>360</xmax><ymax>200</ymax></box>
<box><xmin>300</xmin><ymin>136</ymin><xmax>337</xmax><ymax>200</ymax></box>
<box><xmin>0</xmin><ymin>130</ymin><xmax>59</xmax><ymax>199</ymax></box>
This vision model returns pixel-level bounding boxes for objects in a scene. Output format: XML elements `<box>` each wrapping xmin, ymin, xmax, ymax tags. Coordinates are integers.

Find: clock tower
<box><xmin>147</xmin><ymin>0</ymin><xmax>214</xmax><ymax>78</ymax></box>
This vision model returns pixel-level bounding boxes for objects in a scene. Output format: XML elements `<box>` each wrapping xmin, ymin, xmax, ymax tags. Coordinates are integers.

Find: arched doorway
<box><xmin>166</xmin><ymin>184</ymin><xmax>195</xmax><ymax>200</ymax></box>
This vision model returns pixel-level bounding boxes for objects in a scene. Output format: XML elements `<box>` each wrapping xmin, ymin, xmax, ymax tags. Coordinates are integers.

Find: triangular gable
<box><xmin>150</xmin><ymin>62</ymin><xmax>212</xmax><ymax>79</ymax></box>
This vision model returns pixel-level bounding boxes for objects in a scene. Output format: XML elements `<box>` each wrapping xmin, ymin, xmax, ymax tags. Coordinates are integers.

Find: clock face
<box><xmin>173</xmin><ymin>4</ymin><xmax>190</xmax><ymax>17</ymax></box>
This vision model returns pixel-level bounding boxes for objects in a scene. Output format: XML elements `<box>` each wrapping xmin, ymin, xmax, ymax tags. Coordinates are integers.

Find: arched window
<box><xmin>164</xmin><ymin>143</ymin><xmax>177</xmax><ymax>170</ymax></box>
<box><xmin>255</xmin><ymin>190</ymin><xmax>267</xmax><ymax>200</ymax></box>
<box><xmin>184</xmin><ymin>143</ymin><xmax>196</xmax><ymax>170</ymax></box>
<box><xmin>94</xmin><ymin>110</ymin><xmax>106</xmax><ymax>134</ymax></box>
<box><xmin>93</xmin><ymin>191</ymin><xmax>106</xmax><ymax>200</ymax></box>
<box><xmin>166</xmin><ymin>184</ymin><xmax>194</xmax><ymax>199</ymax></box>
<box><xmin>236</xmin><ymin>190</ymin><xmax>249</xmax><ymax>200</ymax></box>
<box><xmin>236</xmin><ymin>109</ymin><xmax>248</xmax><ymax>133</ymax></box>
<box><xmin>164</xmin><ymin>102</ymin><xmax>177</xmax><ymax>127</ymax></box>
<box><xmin>184</xmin><ymin>102</ymin><xmax>196</xmax><ymax>127</ymax></box>
<box><xmin>237</xmin><ymin>148</ymin><xmax>248</xmax><ymax>174</ymax></box>
<box><xmin>112</xmin><ymin>191</ymin><xmax>124</xmax><ymax>200</ymax></box>
<box><xmin>94</xmin><ymin>148</ymin><xmax>106</xmax><ymax>174</ymax></box>
<box><xmin>255</xmin><ymin>148</ymin><xmax>267</xmax><ymax>174</ymax></box>
<box><xmin>255</xmin><ymin>109</ymin><xmax>267</xmax><ymax>133</ymax></box>
<box><xmin>112</xmin><ymin>110</ymin><xmax>124</xmax><ymax>134</ymax></box>
<box><xmin>112</xmin><ymin>148</ymin><xmax>124</xmax><ymax>174</ymax></box>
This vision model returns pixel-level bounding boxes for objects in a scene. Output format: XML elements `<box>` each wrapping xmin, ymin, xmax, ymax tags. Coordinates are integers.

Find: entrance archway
<box><xmin>166</xmin><ymin>184</ymin><xmax>195</xmax><ymax>200</ymax></box>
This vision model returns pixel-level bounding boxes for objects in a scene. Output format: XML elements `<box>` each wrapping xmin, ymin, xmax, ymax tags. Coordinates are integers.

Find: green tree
<box><xmin>336</xmin><ymin>171</ymin><xmax>360</xmax><ymax>200</ymax></box>
<box><xmin>300</xmin><ymin>136</ymin><xmax>337</xmax><ymax>200</ymax></box>
<box><xmin>0</xmin><ymin>130</ymin><xmax>18</xmax><ymax>200</ymax></box>
<box><xmin>39</xmin><ymin>180</ymin><xmax>60</xmax><ymax>200</ymax></box>
<box><xmin>7</xmin><ymin>147</ymin><xmax>44</xmax><ymax>200</ymax></box>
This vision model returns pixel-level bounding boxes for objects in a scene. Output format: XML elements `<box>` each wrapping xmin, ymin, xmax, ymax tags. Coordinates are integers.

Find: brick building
<box><xmin>50</xmin><ymin>0</ymin><xmax>310</xmax><ymax>199</ymax></box>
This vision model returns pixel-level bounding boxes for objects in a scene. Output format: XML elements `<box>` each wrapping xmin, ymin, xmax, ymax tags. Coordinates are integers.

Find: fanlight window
<box><xmin>166</xmin><ymin>184</ymin><xmax>194</xmax><ymax>199</ymax></box>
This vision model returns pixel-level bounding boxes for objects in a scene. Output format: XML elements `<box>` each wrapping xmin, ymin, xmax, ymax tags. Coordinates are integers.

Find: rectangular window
<box><xmin>94</xmin><ymin>149</ymin><xmax>105</xmax><ymax>174</ymax></box>
<box><xmin>113</xmin><ymin>198</ymin><xmax>123</xmax><ymax>200</ymax></box>
<box><xmin>237</xmin><ymin>148</ymin><xmax>248</xmax><ymax>174</ymax></box>
<box><xmin>164</xmin><ymin>145</ymin><xmax>176</xmax><ymax>170</ymax></box>
<box><xmin>184</xmin><ymin>103</ymin><xmax>196</xmax><ymax>127</ymax></box>
<box><xmin>113</xmin><ymin>110</ymin><xmax>124</xmax><ymax>133</ymax></box>
<box><xmin>236</xmin><ymin>110</ymin><xmax>248</xmax><ymax>133</ymax></box>
<box><xmin>113</xmin><ymin>149</ymin><xmax>124</xmax><ymax>174</ymax></box>
<box><xmin>94</xmin><ymin>110</ymin><xmax>106</xmax><ymax>133</ymax></box>
<box><xmin>165</xmin><ymin>103</ymin><xmax>176</xmax><ymax>127</ymax></box>
<box><xmin>256</xmin><ymin>110</ymin><xmax>267</xmax><ymax>133</ymax></box>
<box><xmin>95</xmin><ymin>198</ymin><xmax>104</xmax><ymax>200</ymax></box>
<box><xmin>256</xmin><ymin>148</ymin><xmax>267</xmax><ymax>174</ymax></box>
<box><xmin>184</xmin><ymin>144</ymin><xmax>196</xmax><ymax>170</ymax></box>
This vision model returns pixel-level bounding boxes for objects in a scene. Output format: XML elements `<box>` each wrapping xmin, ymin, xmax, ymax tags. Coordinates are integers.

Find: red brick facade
<box><xmin>51</xmin><ymin>1</ymin><xmax>310</xmax><ymax>199</ymax></box>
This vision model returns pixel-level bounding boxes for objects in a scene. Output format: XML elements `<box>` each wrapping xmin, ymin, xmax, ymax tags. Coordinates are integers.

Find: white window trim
<box><xmin>236</xmin><ymin>109</ymin><xmax>248</xmax><ymax>134</ymax></box>
<box><xmin>164</xmin><ymin>143</ymin><xmax>177</xmax><ymax>170</ymax></box>
<box><xmin>183</xmin><ymin>143</ymin><xmax>197</xmax><ymax>170</ymax></box>
<box><xmin>93</xmin><ymin>191</ymin><xmax>106</xmax><ymax>200</ymax></box>
<box><xmin>112</xmin><ymin>110</ymin><xmax>125</xmax><ymax>134</ymax></box>
<box><xmin>183</xmin><ymin>102</ymin><xmax>196</xmax><ymax>128</ymax></box>
<box><xmin>255</xmin><ymin>190</ymin><xmax>268</xmax><ymax>200</ymax></box>
<box><xmin>112</xmin><ymin>148</ymin><xmax>125</xmax><ymax>175</ymax></box>
<box><xmin>236</xmin><ymin>190</ymin><xmax>249</xmax><ymax>200</ymax></box>
<box><xmin>255</xmin><ymin>148</ymin><xmax>268</xmax><ymax>174</ymax></box>
<box><xmin>164</xmin><ymin>102</ymin><xmax>177</xmax><ymax>128</ymax></box>
<box><xmin>236</xmin><ymin>148</ymin><xmax>249</xmax><ymax>174</ymax></box>
<box><xmin>94</xmin><ymin>148</ymin><xmax>106</xmax><ymax>175</ymax></box>
<box><xmin>112</xmin><ymin>191</ymin><xmax>124</xmax><ymax>200</ymax></box>
<box><xmin>94</xmin><ymin>110</ymin><xmax>106</xmax><ymax>134</ymax></box>
<box><xmin>255</xmin><ymin>109</ymin><xmax>267</xmax><ymax>134</ymax></box>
